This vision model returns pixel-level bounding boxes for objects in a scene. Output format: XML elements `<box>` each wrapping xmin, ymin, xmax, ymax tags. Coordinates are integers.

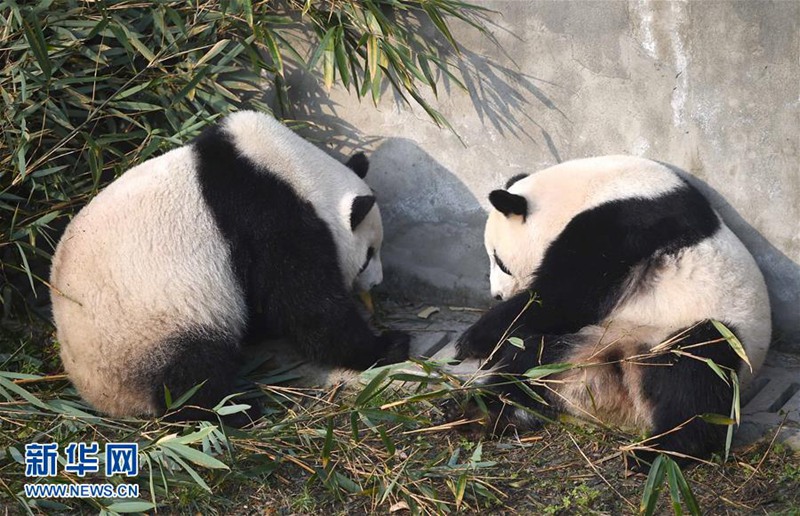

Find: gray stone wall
<box><xmin>284</xmin><ymin>1</ymin><xmax>800</xmax><ymax>350</ymax></box>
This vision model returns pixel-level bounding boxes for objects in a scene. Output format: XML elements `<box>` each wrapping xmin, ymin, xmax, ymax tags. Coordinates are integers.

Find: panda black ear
<box><xmin>489</xmin><ymin>190</ymin><xmax>527</xmax><ymax>219</ymax></box>
<box><xmin>350</xmin><ymin>195</ymin><xmax>376</xmax><ymax>230</ymax></box>
<box><xmin>505</xmin><ymin>173</ymin><xmax>529</xmax><ymax>189</ymax></box>
<box><xmin>345</xmin><ymin>152</ymin><xmax>369</xmax><ymax>179</ymax></box>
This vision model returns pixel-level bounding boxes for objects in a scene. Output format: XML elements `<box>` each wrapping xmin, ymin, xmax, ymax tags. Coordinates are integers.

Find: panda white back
<box><xmin>456</xmin><ymin>155</ymin><xmax>772</xmax><ymax>466</ymax></box>
<box><xmin>51</xmin><ymin>111</ymin><xmax>408</xmax><ymax>422</ymax></box>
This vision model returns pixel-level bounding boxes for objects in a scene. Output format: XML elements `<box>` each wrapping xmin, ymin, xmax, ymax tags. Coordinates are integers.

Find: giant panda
<box><xmin>453</xmin><ymin>155</ymin><xmax>771</xmax><ymax>465</ymax></box>
<box><xmin>50</xmin><ymin>110</ymin><xmax>409</xmax><ymax>423</ymax></box>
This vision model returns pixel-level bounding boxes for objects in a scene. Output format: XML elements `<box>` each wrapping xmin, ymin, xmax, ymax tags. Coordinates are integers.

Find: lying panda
<box><xmin>454</xmin><ymin>155</ymin><xmax>771</xmax><ymax>464</ymax></box>
<box><xmin>50</xmin><ymin>111</ymin><xmax>409</xmax><ymax>423</ymax></box>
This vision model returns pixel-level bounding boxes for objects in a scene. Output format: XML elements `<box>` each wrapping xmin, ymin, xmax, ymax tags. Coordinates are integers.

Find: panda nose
<box><xmin>494</xmin><ymin>294</ymin><xmax>503</xmax><ymax>301</ymax></box>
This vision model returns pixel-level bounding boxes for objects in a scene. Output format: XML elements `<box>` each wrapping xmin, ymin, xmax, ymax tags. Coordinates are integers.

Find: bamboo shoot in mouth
<box><xmin>358</xmin><ymin>290</ymin><xmax>375</xmax><ymax>314</ymax></box>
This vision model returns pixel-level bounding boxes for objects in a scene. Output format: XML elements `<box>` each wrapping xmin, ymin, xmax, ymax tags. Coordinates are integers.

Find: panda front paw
<box><xmin>378</xmin><ymin>330</ymin><xmax>410</xmax><ymax>364</ymax></box>
<box><xmin>441</xmin><ymin>391</ymin><xmax>541</xmax><ymax>438</ymax></box>
<box><xmin>455</xmin><ymin>323</ymin><xmax>499</xmax><ymax>360</ymax></box>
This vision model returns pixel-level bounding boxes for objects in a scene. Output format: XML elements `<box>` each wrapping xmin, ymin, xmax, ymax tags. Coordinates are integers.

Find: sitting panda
<box><xmin>454</xmin><ymin>155</ymin><xmax>771</xmax><ymax>465</ymax></box>
<box><xmin>50</xmin><ymin>110</ymin><xmax>409</xmax><ymax>423</ymax></box>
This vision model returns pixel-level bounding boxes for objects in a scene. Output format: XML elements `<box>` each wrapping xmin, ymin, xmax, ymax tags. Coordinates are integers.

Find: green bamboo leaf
<box><xmin>507</xmin><ymin>337</ymin><xmax>525</xmax><ymax>349</ymax></box>
<box><xmin>307</xmin><ymin>27</ymin><xmax>336</xmax><ymax>71</ymax></box>
<box><xmin>162</xmin><ymin>427</ymin><xmax>217</xmax><ymax>446</ymax></box>
<box><xmin>332</xmin><ymin>471</ymin><xmax>361</xmax><ymax>493</ymax></box>
<box><xmin>711</xmin><ymin>320</ymin><xmax>752</xmax><ymax>372</ymax></box>
<box><xmin>161</xmin><ymin>442</ymin><xmax>229</xmax><ymax>470</ymax></box>
<box><xmin>0</xmin><ymin>375</ymin><xmax>49</xmax><ymax>409</ymax></box>
<box><xmin>670</xmin><ymin>457</ymin><xmax>701</xmax><ymax>515</ymax></box>
<box><xmin>367</xmin><ymin>34</ymin><xmax>379</xmax><ymax>81</ymax></box>
<box><xmin>454</xmin><ymin>473</ymin><xmax>467</xmax><ymax>510</ymax></box>
<box><xmin>422</xmin><ymin>4</ymin><xmax>460</xmax><ymax>54</ymax></box>
<box><xmin>350</xmin><ymin>411</ymin><xmax>360</xmax><ymax>441</ymax></box>
<box><xmin>105</xmin><ymin>501</ymin><xmax>157</xmax><ymax>513</ymax></box>
<box><xmin>698</xmin><ymin>413</ymin><xmax>736</xmax><ymax>425</ymax></box>
<box><xmin>731</xmin><ymin>370</ymin><xmax>741</xmax><ymax>424</ymax></box>
<box><xmin>704</xmin><ymin>358</ymin><xmax>730</xmax><ymax>386</ymax></box>
<box><xmin>665</xmin><ymin>458</ymin><xmax>684</xmax><ymax>515</ymax></box>
<box><xmin>640</xmin><ymin>454</ymin><xmax>666</xmax><ymax>516</ymax></box>
<box><xmin>22</xmin><ymin>17</ymin><xmax>51</xmax><ymax>79</ymax></box>
<box><xmin>14</xmin><ymin>243</ymin><xmax>36</xmax><ymax>295</ymax></box>
<box><xmin>161</xmin><ymin>449</ymin><xmax>213</xmax><ymax>492</ymax></box>
<box><xmin>371</xmin><ymin>64</ymin><xmax>382</xmax><ymax>104</ymax></box>
<box><xmin>239</xmin><ymin>0</ymin><xmax>254</xmax><ymax>27</ymax></box>
<box><xmin>196</xmin><ymin>39</ymin><xmax>230</xmax><ymax>67</ymax></box>
<box><xmin>173</xmin><ymin>65</ymin><xmax>212</xmax><ymax>104</ymax></box>
<box><xmin>354</xmin><ymin>367</ymin><xmax>390</xmax><ymax>406</ymax></box>
<box><xmin>215</xmin><ymin>403</ymin><xmax>250</xmax><ymax>416</ymax></box>
<box><xmin>323</xmin><ymin>40</ymin><xmax>335</xmax><ymax>90</ymax></box>
<box><xmin>389</xmin><ymin>373</ymin><xmax>444</xmax><ymax>383</ymax></box>
<box><xmin>321</xmin><ymin>418</ymin><xmax>334</xmax><ymax>467</ymax></box>
<box><xmin>261</xmin><ymin>30</ymin><xmax>283</xmax><ymax>76</ymax></box>
<box><xmin>334</xmin><ymin>27</ymin><xmax>350</xmax><ymax>87</ymax></box>
<box><xmin>523</xmin><ymin>363</ymin><xmax>573</xmax><ymax>380</ymax></box>
<box><xmin>378</xmin><ymin>424</ymin><xmax>396</xmax><ymax>455</ymax></box>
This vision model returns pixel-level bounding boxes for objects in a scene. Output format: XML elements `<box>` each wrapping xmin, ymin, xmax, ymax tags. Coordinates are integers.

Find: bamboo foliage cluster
<box><xmin>0</xmin><ymin>0</ymin><xmax>489</xmax><ymax>319</ymax></box>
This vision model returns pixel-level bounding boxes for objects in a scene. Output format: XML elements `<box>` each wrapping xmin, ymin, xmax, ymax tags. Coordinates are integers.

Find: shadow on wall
<box><xmin>455</xmin><ymin>47</ymin><xmax>568</xmax><ymax>163</ymax></box>
<box><xmin>672</xmin><ymin>167</ymin><xmax>800</xmax><ymax>350</ymax></box>
<box><xmin>266</xmin><ymin>64</ymin><xmax>380</xmax><ymax>160</ymax></box>
<box><xmin>366</xmin><ymin>138</ymin><xmax>491</xmax><ymax>307</ymax></box>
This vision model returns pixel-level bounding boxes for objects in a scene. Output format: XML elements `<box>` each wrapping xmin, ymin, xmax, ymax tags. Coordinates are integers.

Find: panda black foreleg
<box><xmin>635</xmin><ymin>321</ymin><xmax>742</xmax><ymax>468</ymax></box>
<box><xmin>289</xmin><ymin>300</ymin><xmax>410</xmax><ymax>370</ymax></box>
<box><xmin>449</xmin><ymin>332</ymin><xmax>573</xmax><ymax>436</ymax></box>
<box><xmin>456</xmin><ymin>291</ymin><xmax>539</xmax><ymax>362</ymax></box>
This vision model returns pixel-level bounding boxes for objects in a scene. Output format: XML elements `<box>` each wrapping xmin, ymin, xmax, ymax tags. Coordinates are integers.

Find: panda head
<box><xmin>342</xmin><ymin>153</ymin><xmax>384</xmax><ymax>293</ymax></box>
<box><xmin>484</xmin><ymin>173</ymin><xmax>540</xmax><ymax>300</ymax></box>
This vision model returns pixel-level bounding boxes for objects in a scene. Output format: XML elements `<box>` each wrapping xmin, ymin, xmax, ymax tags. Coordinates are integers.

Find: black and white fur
<box><xmin>455</xmin><ymin>155</ymin><xmax>771</xmax><ymax>464</ymax></box>
<box><xmin>50</xmin><ymin>111</ymin><xmax>409</xmax><ymax>421</ymax></box>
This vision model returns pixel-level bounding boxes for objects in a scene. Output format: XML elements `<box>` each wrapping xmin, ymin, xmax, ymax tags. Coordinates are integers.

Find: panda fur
<box><xmin>455</xmin><ymin>155</ymin><xmax>771</xmax><ymax>464</ymax></box>
<box><xmin>50</xmin><ymin>111</ymin><xmax>409</xmax><ymax>422</ymax></box>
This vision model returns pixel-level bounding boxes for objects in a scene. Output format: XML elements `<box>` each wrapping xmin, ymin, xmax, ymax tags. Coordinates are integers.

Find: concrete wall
<box><xmin>282</xmin><ymin>1</ymin><xmax>800</xmax><ymax>350</ymax></box>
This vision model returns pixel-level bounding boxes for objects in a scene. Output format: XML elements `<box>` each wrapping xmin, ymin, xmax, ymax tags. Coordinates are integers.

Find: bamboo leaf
<box><xmin>105</xmin><ymin>501</ymin><xmax>157</xmax><ymax>513</ymax></box>
<box><xmin>196</xmin><ymin>39</ymin><xmax>230</xmax><ymax>67</ymax></box>
<box><xmin>22</xmin><ymin>16</ymin><xmax>51</xmax><ymax>79</ymax></box>
<box><xmin>308</xmin><ymin>27</ymin><xmax>337</xmax><ymax>71</ymax></box>
<box><xmin>523</xmin><ymin>363</ymin><xmax>573</xmax><ymax>380</ymax></box>
<box><xmin>704</xmin><ymin>358</ymin><xmax>730</xmax><ymax>386</ymax></box>
<box><xmin>160</xmin><ymin>442</ymin><xmax>229</xmax><ymax>470</ymax></box>
<box><xmin>711</xmin><ymin>320</ymin><xmax>752</xmax><ymax>372</ymax></box>
<box><xmin>354</xmin><ymin>367</ymin><xmax>390</xmax><ymax>407</ymax></box>
<box><xmin>215</xmin><ymin>403</ymin><xmax>251</xmax><ymax>416</ymax></box>
<box><xmin>670</xmin><ymin>457</ymin><xmax>701</xmax><ymax>515</ymax></box>
<box><xmin>665</xmin><ymin>459</ymin><xmax>684</xmax><ymax>515</ymax></box>
<box><xmin>698</xmin><ymin>413</ymin><xmax>736</xmax><ymax>425</ymax></box>
<box><xmin>640</xmin><ymin>454</ymin><xmax>666</xmax><ymax>516</ymax></box>
<box><xmin>367</xmin><ymin>35</ymin><xmax>379</xmax><ymax>82</ymax></box>
<box><xmin>334</xmin><ymin>27</ymin><xmax>350</xmax><ymax>87</ymax></box>
<box><xmin>260</xmin><ymin>31</ymin><xmax>282</xmax><ymax>77</ymax></box>
<box><xmin>507</xmin><ymin>337</ymin><xmax>525</xmax><ymax>349</ymax></box>
<box><xmin>0</xmin><ymin>375</ymin><xmax>49</xmax><ymax>409</ymax></box>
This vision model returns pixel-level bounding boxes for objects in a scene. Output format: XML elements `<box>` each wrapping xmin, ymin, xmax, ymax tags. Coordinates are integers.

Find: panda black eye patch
<box><xmin>493</xmin><ymin>251</ymin><xmax>512</xmax><ymax>276</ymax></box>
<box><xmin>359</xmin><ymin>247</ymin><xmax>375</xmax><ymax>274</ymax></box>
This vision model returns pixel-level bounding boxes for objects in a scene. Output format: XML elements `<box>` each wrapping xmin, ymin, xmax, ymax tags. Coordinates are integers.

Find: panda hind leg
<box><xmin>634</xmin><ymin>320</ymin><xmax>742</xmax><ymax>470</ymax></box>
<box><xmin>142</xmin><ymin>328</ymin><xmax>259</xmax><ymax>427</ymax></box>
